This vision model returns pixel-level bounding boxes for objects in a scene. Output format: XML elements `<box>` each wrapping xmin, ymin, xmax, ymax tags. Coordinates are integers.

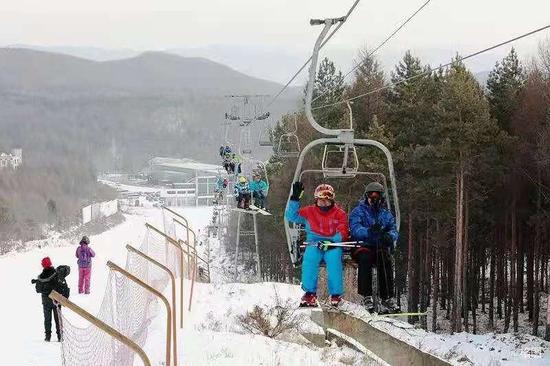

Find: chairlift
<box><xmin>288</xmin><ymin>170</ymin><xmax>392</xmax><ymax>265</ymax></box>
<box><xmin>321</xmin><ymin>143</ymin><xmax>360</xmax><ymax>178</ymax></box>
<box><xmin>277</xmin><ymin>115</ymin><xmax>301</xmax><ymax>158</ymax></box>
<box><xmin>258</xmin><ymin>126</ymin><xmax>274</xmax><ymax>147</ymax></box>
<box><xmin>284</xmin><ymin>17</ymin><xmax>401</xmax><ymax>267</ymax></box>
<box><xmin>239</xmin><ymin>126</ymin><xmax>253</xmax><ymax>156</ymax></box>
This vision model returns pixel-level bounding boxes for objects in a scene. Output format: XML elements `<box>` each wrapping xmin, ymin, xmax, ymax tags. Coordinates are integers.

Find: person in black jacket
<box><xmin>31</xmin><ymin>257</ymin><xmax>63</xmax><ymax>341</ymax></box>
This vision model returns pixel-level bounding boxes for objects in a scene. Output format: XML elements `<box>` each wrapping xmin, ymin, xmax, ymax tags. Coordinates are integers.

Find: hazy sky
<box><xmin>1</xmin><ymin>0</ymin><xmax>549</xmax><ymax>82</ymax></box>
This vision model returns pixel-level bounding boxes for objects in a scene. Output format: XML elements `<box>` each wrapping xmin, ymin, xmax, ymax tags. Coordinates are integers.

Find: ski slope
<box><xmin>2</xmin><ymin>204</ymin><xmax>550</xmax><ymax>365</ymax></box>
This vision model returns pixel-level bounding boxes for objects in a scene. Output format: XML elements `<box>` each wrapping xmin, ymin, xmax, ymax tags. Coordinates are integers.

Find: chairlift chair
<box><xmin>276</xmin><ymin>115</ymin><xmax>301</xmax><ymax>158</ymax></box>
<box><xmin>239</xmin><ymin>126</ymin><xmax>253</xmax><ymax>156</ymax></box>
<box><xmin>287</xmin><ymin>170</ymin><xmax>392</xmax><ymax>266</ymax></box>
<box><xmin>258</xmin><ymin>126</ymin><xmax>274</xmax><ymax>147</ymax></box>
<box><xmin>321</xmin><ymin>143</ymin><xmax>360</xmax><ymax>178</ymax></box>
<box><xmin>284</xmin><ymin>17</ymin><xmax>401</xmax><ymax>267</ymax></box>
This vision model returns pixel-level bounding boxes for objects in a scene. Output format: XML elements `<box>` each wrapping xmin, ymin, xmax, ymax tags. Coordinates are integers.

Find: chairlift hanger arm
<box><xmin>305</xmin><ymin>18</ymin><xmax>347</xmax><ymax>137</ymax></box>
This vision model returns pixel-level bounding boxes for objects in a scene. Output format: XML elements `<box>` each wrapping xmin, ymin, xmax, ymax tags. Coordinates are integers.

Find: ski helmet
<box><xmin>364</xmin><ymin>182</ymin><xmax>384</xmax><ymax>206</ymax></box>
<box><xmin>314</xmin><ymin>184</ymin><xmax>335</xmax><ymax>201</ymax></box>
<box><xmin>80</xmin><ymin>235</ymin><xmax>90</xmax><ymax>245</ymax></box>
<box><xmin>239</xmin><ymin>176</ymin><xmax>247</xmax><ymax>184</ymax></box>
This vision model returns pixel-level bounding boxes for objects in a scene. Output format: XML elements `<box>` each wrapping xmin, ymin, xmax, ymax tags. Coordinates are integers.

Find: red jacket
<box><xmin>285</xmin><ymin>200</ymin><xmax>349</xmax><ymax>242</ymax></box>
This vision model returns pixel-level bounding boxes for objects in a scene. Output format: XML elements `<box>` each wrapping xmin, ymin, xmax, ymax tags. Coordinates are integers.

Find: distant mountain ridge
<box><xmin>0</xmin><ymin>48</ymin><xmax>299</xmax><ymax>172</ymax></box>
<box><xmin>0</xmin><ymin>48</ymin><xmax>287</xmax><ymax>96</ymax></box>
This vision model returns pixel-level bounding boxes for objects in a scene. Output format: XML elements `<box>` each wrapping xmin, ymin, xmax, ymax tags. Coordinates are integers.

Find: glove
<box><xmin>370</xmin><ymin>223</ymin><xmax>383</xmax><ymax>235</ymax></box>
<box><xmin>290</xmin><ymin>181</ymin><xmax>304</xmax><ymax>201</ymax></box>
<box><xmin>381</xmin><ymin>233</ymin><xmax>393</xmax><ymax>247</ymax></box>
<box><xmin>317</xmin><ymin>240</ymin><xmax>332</xmax><ymax>252</ymax></box>
<box><xmin>31</xmin><ymin>279</ymin><xmax>37</xmax><ymax>284</ymax></box>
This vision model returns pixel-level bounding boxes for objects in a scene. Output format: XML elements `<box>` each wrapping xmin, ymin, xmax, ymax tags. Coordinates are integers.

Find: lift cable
<box><xmin>266</xmin><ymin>0</ymin><xmax>362</xmax><ymax>109</ymax></box>
<box><xmin>313</xmin><ymin>23</ymin><xmax>550</xmax><ymax>110</ymax></box>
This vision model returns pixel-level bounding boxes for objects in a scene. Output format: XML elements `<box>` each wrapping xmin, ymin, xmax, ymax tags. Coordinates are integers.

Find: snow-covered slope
<box><xmin>3</xmin><ymin>205</ymin><xmax>550</xmax><ymax>366</ymax></box>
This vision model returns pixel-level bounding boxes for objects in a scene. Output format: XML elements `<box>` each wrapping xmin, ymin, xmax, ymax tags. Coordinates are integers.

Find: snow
<box><xmin>3</xmin><ymin>204</ymin><xmax>550</xmax><ymax>366</ymax></box>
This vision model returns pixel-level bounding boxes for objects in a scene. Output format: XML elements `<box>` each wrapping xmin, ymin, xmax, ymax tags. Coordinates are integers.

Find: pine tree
<box><xmin>347</xmin><ymin>48</ymin><xmax>387</xmax><ymax>136</ymax></box>
<box><xmin>486</xmin><ymin>48</ymin><xmax>526</xmax><ymax>131</ymax></box>
<box><xmin>309</xmin><ymin>57</ymin><xmax>346</xmax><ymax>129</ymax></box>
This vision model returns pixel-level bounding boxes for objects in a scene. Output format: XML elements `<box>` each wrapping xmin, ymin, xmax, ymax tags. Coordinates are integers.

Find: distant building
<box><xmin>146</xmin><ymin>157</ymin><xmax>220</xmax><ymax>206</ymax></box>
<box><xmin>0</xmin><ymin>149</ymin><xmax>22</xmax><ymax>169</ymax></box>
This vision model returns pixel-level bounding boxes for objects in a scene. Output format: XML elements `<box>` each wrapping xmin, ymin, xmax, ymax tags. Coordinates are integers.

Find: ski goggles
<box><xmin>366</xmin><ymin>191</ymin><xmax>381</xmax><ymax>200</ymax></box>
<box><xmin>315</xmin><ymin>190</ymin><xmax>335</xmax><ymax>200</ymax></box>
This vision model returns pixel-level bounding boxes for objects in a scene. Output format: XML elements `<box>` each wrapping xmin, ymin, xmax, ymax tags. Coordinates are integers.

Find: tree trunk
<box><xmin>512</xmin><ymin>202</ymin><xmax>519</xmax><ymax>333</ymax></box>
<box><xmin>533</xmin><ymin>166</ymin><xmax>542</xmax><ymax>336</ymax></box>
<box><xmin>463</xmin><ymin>191</ymin><xmax>470</xmax><ymax>332</ymax></box>
<box><xmin>452</xmin><ymin>163</ymin><xmax>464</xmax><ymax>333</ymax></box>
<box><xmin>432</xmin><ymin>242</ymin><xmax>439</xmax><ymax>333</ymax></box>
<box><xmin>489</xmin><ymin>245</ymin><xmax>495</xmax><ymax>330</ymax></box>
<box><xmin>504</xmin><ymin>217</ymin><xmax>511</xmax><ymax>333</ymax></box>
<box><xmin>482</xmin><ymin>252</ymin><xmax>486</xmax><ymax>314</ymax></box>
<box><xmin>407</xmin><ymin>213</ymin><xmax>418</xmax><ymax>324</ymax></box>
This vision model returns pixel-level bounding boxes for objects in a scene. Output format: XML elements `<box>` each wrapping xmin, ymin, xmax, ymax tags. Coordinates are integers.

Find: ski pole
<box><xmin>300</xmin><ymin>241</ymin><xmax>364</xmax><ymax>248</ymax></box>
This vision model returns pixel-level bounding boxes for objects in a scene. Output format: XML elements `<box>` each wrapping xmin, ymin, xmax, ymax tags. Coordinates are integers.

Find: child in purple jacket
<box><xmin>76</xmin><ymin>236</ymin><xmax>95</xmax><ymax>294</ymax></box>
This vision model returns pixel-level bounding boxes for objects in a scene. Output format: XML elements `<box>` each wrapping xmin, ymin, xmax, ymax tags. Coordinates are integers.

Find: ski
<box><xmin>231</xmin><ymin>208</ymin><xmax>258</xmax><ymax>214</ymax></box>
<box><xmin>248</xmin><ymin>204</ymin><xmax>272</xmax><ymax>216</ymax></box>
<box><xmin>381</xmin><ymin>312</ymin><xmax>427</xmax><ymax>317</ymax></box>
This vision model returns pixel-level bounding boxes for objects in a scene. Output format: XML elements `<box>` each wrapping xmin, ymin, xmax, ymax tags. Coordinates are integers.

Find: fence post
<box><xmin>49</xmin><ymin>290</ymin><xmax>152</xmax><ymax>366</ymax></box>
<box><xmin>125</xmin><ymin>245</ymin><xmax>178</xmax><ymax>366</ymax></box>
<box><xmin>107</xmin><ymin>261</ymin><xmax>172</xmax><ymax>366</ymax></box>
<box><xmin>145</xmin><ymin>222</ymin><xmax>192</xmax><ymax>328</ymax></box>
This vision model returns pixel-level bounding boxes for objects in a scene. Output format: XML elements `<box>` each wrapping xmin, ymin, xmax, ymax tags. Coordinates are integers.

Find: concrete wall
<box><xmin>311</xmin><ymin>311</ymin><xmax>452</xmax><ymax>366</ymax></box>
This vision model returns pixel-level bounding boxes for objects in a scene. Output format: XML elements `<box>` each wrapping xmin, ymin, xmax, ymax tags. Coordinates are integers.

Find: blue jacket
<box><xmin>215</xmin><ymin>177</ymin><xmax>224</xmax><ymax>191</ymax></box>
<box><xmin>234</xmin><ymin>182</ymin><xmax>250</xmax><ymax>196</ymax></box>
<box><xmin>349</xmin><ymin>200</ymin><xmax>398</xmax><ymax>247</ymax></box>
<box><xmin>249</xmin><ymin>180</ymin><xmax>269</xmax><ymax>195</ymax></box>
<box><xmin>285</xmin><ymin>200</ymin><xmax>348</xmax><ymax>243</ymax></box>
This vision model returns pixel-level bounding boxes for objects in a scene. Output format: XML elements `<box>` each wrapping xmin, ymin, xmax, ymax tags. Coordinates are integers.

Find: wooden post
<box><xmin>49</xmin><ymin>291</ymin><xmax>152</xmax><ymax>366</ymax></box>
<box><xmin>173</xmin><ymin>218</ymin><xmax>210</xmax><ymax>282</ymax></box>
<box><xmin>107</xmin><ymin>261</ymin><xmax>173</xmax><ymax>366</ymax></box>
<box><xmin>146</xmin><ymin>222</ymin><xmax>190</xmax><ymax>329</ymax></box>
<box><xmin>189</xmin><ymin>250</ymin><xmax>197</xmax><ymax>311</ymax></box>
<box><xmin>125</xmin><ymin>245</ymin><xmax>178</xmax><ymax>366</ymax></box>
<box><xmin>162</xmin><ymin>206</ymin><xmax>191</xmax><ymax>253</ymax></box>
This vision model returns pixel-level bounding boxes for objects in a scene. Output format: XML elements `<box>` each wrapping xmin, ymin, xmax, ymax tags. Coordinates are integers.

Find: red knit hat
<box><xmin>41</xmin><ymin>257</ymin><xmax>52</xmax><ymax>268</ymax></box>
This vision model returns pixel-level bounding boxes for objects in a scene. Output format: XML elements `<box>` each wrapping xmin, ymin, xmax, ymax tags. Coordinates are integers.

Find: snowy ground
<box><xmin>3</xmin><ymin>204</ymin><xmax>550</xmax><ymax>365</ymax></box>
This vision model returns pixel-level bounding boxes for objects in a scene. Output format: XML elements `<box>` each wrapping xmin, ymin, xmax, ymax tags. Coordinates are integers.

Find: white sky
<box><xmin>0</xmin><ymin>0</ymin><xmax>549</xmax><ymax>81</ymax></box>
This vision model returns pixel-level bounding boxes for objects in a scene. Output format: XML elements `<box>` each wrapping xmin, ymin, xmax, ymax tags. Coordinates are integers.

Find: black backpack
<box><xmin>56</xmin><ymin>265</ymin><xmax>71</xmax><ymax>299</ymax></box>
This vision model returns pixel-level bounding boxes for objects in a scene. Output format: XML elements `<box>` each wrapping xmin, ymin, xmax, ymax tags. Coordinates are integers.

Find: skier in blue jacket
<box><xmin>249</xmin><ymin>173</ymin><xmax>269</xmax><ymax>209</ymax></box>
<box><xmin>349</xmin><ymin>182</ymin><xmax>399</xmax><ymax>314</ymax></box>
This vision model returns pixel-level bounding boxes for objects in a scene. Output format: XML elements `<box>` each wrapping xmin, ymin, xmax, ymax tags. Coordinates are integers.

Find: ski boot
<box><xmin>362</xmin><ymin>295</ymin><xmax>375</xmax><ymax>313</ymax></box>
<box><xmin>381</xmin><ymin>298</ymin><xmax>400</xmax><ymax>314</ymax></box>
<box><xmin>299</xmin><ymin>292</ymin><xmax>318</xmax><ymax>307</ymax></box>
<box><xmin>330</xmin><ymin>295</ymin><xmax>343</xmax><ymax>307</ymax></box>
<box><xmin>44</xmin><ymin>333</ymin><xmax>51</xmax><ymax>342</ymax></box>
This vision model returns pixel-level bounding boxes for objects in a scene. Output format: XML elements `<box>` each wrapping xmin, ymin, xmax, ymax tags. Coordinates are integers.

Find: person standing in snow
<box><xmin>349</xmin><ymin>182</ymin><xmax>399</xmax><ymax>314</ymax></box>
<box><xmin>285</xmin><ymin>182</ymin><xmax>349</xmax><ymax>307</ymax></box>
<box><xmin>76</xmin><ymin>236</ymin><xmax>95</xmax><ymax>294</ymax></box>
<box><xmin>31</xmin><ymin>257</ymin><xmax>70</xmax><ymax>341</ymax></box>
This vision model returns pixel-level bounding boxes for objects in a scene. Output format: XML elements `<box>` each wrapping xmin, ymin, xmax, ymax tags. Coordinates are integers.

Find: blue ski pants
<box><xmin>301</xmin><ymin>245</ymin><xmax>343</xmax><ymax>296</ymax></box>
